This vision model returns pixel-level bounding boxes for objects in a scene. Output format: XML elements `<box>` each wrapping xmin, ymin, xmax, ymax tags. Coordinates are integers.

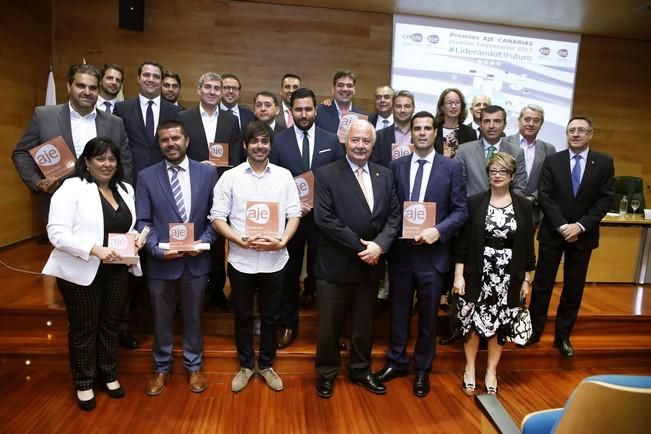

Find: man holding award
<box><xmin>374</xmin><ymin>111</ymin><xmax>468</xmax><ymax>397</ymax></box>
<box><xmin>210</xmin><ymin>121</ymin><xmax>301</xmax><ymax>393</ymax></box>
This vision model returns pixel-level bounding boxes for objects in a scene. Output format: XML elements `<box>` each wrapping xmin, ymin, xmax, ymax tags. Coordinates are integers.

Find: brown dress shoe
<box><xmin>146</xmin><ymin>372</ymin><xmax>170</xmax><ymax>396</ymax></box>
<box><xmin>277</xmin><ymin>328</ymin><xmax>296</xmax><ymax>349</ymax></box>
<box><xmin>189</xmin><ymin>371</ymin><xmax>207</xmax><ymax>393</ymax></box>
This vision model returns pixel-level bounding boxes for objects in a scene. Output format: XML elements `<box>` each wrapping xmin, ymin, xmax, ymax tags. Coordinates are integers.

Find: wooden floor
<box><xmin>1</xmin><ymin>239</ymin><xmax>651</xmax><ymax>433</ymax></box>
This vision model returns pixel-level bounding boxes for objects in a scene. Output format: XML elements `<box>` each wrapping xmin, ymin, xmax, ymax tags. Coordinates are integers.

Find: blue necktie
<box><xmin>145</xmin><ymin>100</ymin><xmax>155</xmax><ymax>144</ymax></box>
<box><xmin>410</xmin><ymin>159</ymin><xmax>427</xmax><ymax>201</ymax></box>
<box><xmin>170</xmin><ymin>166</ymin><xmax>187</xmax><ymax>222</ymax></box>
<box><xmin>571</xmin><ymin>154</ymin><xmax>582</xmax><ymax>197</ymax></box>
<box><xmin>103</xmin><ymin>101</ymin><xmax>112</xmax><ymax>113</ymax></box>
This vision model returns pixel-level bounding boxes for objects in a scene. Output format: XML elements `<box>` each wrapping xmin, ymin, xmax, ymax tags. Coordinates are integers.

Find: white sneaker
<box><xmin>259</xmin><ymin>367</ymin><xmax>283</xmax><ymax>391</ymax></box>
<box><xmin>231</xmin><ymin>367</ymin><xmax>254</xmax><ymax>392</ymax></box>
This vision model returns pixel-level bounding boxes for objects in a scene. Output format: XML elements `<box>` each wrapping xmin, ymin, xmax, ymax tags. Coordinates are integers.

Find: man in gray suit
<box><xmin>503</xmin><ymin>104</ymin><xmax>557</xmax><ymax>227</ymax></box>
<box><xmin>455</xmin><ymin>105</ymin><xmax>526</xmax><ymax>197</ymax></box>
<box><xmin>12</xmin><ymin>63</ymin><xmax>132</xmax><ymax>221</ymax></box>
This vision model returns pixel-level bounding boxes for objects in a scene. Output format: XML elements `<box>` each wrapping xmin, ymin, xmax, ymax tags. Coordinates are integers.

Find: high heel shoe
<box><xmin>462</xmin><ymin>371</ymin><xmax>476</xmax><ymax>396</ymax></box>
<box><xmin>76</xmin><ymin>389</ymin><xmax>96</xmax><ymax>411</ymax></box>
<box><xmin>484</xmin><ymin>375</ymin><xmax>498</xmax><ymax>395</ymax></box>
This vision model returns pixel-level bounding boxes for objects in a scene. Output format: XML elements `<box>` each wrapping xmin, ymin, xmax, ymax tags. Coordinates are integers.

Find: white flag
<box><xmin>45</xmin><ymin>70</ymin><xmax>56</xmax><ymax>106</ymax></box>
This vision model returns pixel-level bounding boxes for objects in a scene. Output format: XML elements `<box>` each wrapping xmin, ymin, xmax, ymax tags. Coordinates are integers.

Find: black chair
<box><xmin>609</xmin><ymin>176</ymin><xmax>645</xmax><ymax>213</ymax></box>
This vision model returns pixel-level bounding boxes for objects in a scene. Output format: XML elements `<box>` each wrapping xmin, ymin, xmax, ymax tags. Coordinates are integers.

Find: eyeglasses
<box><xmin>445</xmin><ymin>100</ymin><xmax>462</xmax><ymax>107</ymax></box>
<box><xmin>488</xmin><ymin>169</ymin><xmax>511</xmax><ymax>176</ymax></box>
<box><xmin>223</xmin><ymin>86</ymin><xmax>240</xmax><ymax>92</ymax></box>
<box><xmin>567</xmin><ymin>127</ymin><xmax>592</xmax><ymax>135</ymax></box>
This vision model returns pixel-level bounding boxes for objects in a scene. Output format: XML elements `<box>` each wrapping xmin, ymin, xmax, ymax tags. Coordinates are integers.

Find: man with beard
<box><xmin>368</xmin><ymin>85</ymin><xmax>394</xmax><ymax>131</ymax></box>
<box><xmin>269</xmin><ymin>88</ymin><xmax>344</xmax><ymax>348</ymax></box>
<box><xmin>97</xmin><ymin>64</ymin><xmax>124</xmax><ymax>114</ymax></box>
<box><xmin>210</xmin><ymin>121</ymin><xmax>301</xmax><ymax>392</ymax></box>
<box><xmin>220</xmin><ymin>73</ymin><xmax>255</xmax><ymax>130</ymax></box>
<box><xmin>136</xmin><ymin>120</ymin><xmax>218</xmax><ymax>396</ymax></box>
<box><xmin>316</xmin><ymin>70</ymin><xmax>367</xmax><ymax>134</ymax></box>
<box><xmin>162</xmin><ymin>71</ymin><xmax>184</xmax><ymax>109</ymax></box>
<box><xmin>370</xmin><ymin>90</ymin><xmax>416</xmax><ymax>168</ymax></box>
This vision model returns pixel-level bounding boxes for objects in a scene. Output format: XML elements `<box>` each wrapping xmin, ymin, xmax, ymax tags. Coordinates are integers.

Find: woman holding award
<box><xmin>452</xmin><ymin>152</ymin><xmax>535</xmax><ymax>395</ymax></box>
<box><xmin>43</xmin><ymin>137</ymin><xmax>142</xmax><ymax>411</ymax></box>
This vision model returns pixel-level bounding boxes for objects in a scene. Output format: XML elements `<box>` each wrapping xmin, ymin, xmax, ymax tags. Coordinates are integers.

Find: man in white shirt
<box><xmin>96</xmin><ymin>64</ymin><xmax>124</xmax><ymax>114</ymax></box>
<box><xmin>162</xmin><ymin>70</ymin><xmax>184</xmax><ymax>109</ymax></box>
<box><xmin>369</xmin><ymin>85</ymin><xmax>395</xmax><ymax>131</ymax></box>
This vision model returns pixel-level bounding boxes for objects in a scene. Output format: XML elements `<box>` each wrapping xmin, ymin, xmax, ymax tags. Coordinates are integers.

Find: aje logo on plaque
<box><xmin>402</xmin><ymin>201</ymin><xmax>436</xmax><ymax>239</ymax></box>
<box><xmin>336</xmin><ymin>113</ymin><xmax>369</xmax><ymax>143</ymax></box>
<box><xmin>208</xmin><ymin>142</ymin><xmax>229</xmax><ymax>166</ymax></box>
<box><xmin>169</xmin><ymin>223</ymin><xmax>195</xmax><ymax>251</ymax></box>
<box><xmin>294</xmin><ymin>171</ymin><xmax>314</xmax><ymax>208</ymax></box>
<box><xmin>244</xmin><ymin>201</ymin><xmax>280</xmax><ymax>239</ymax></box>
<box><xmin>392</xmin><ymin>143</ymin><xmax>414</xmax><ymax>160</ymax></box>
<box><xmin>106</xmin><ymin>233</ymin><xmax>139</xmax><ymax>265</ymax></box>
<box><xmin>29</xmin><ymin>136</ymin><xmax>76</xmax><ymax>179</ymax></box>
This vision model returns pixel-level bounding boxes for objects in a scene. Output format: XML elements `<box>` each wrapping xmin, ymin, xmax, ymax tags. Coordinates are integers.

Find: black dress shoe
<box><xmin>375</xmin><ymin>298</ymin><xmax>389</xmax><ymax>314</ymax></box>
<box><xmin>554</xmin><ymin>339</ymin><xmax>575</xmax><ymax>358</ymax></box>
<box><xmin>413</xmin><ymin>373</ymin><xmax>430</xmax><ymax>398</ymax></box>
<box><xmin>300</xmin><ymin>292</ymin><xmax>315</xmax><ymax>307</ymax></box>
<box><xmin>104</xmin><ymin>383</ymin><xmax>126</xmax><ymax>399</ymax></box>
<box><xmin>351</xmin><ymin>374</ymin><xmax>386</xmax><ymax>395</ymax></box>
<box><xmin>374</xmin><ymin>366</ymin><xmax>407</xmax><ymax>383</ymax></box>
<box><xmin>316</xmin><ymin>378</ymin><xmax>334</xmax><ymax>398</ymax></box>
<box><xmin>277</xmin><ymin>328</ymin><xmax>297</xmax><ymax>349</ymax></box>
<box><xmin>77</xmin><ymin>395</ymin><xmax>96</xmax><ymax>411</ymax></box>
<box><xmin>438</xmin><ymin>332</ymin><xmax>459</xmax><ymax>345</ymax></box>
<box><xmin>118</xmin><ymin>331</ymin><xmax>139</xmax><ymax>349</ymax></box>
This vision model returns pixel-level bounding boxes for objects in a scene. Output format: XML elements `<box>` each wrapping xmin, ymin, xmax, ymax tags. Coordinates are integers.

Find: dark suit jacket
<box><xmin>135</xmin><ymin>158</ymin><xmax>218</xmax><ymax>280</ymax></box>
<box><xmin>454</xmin><ymin>191</ymin><xmax>536</xmax><ymax>307</ymax></box>
<box><xmin>269</xmin><ymin>126</ymin><xmax>344</xmax><ymax>176</ymax></box>
<box><xmin>313</xmin><ymin>159</ymin><xmax>401</xmax><ymax>283</ymax></box>
<box><xmin>537</xmin><ymin>149</ymin><xmax>614</xmax><ymax>251</ymax></box>
<box><xmin>315</xmin><ymin>103</ymin><xmax>367</xmax><ymax>134</ymax></box>
<box><xmin>12</xmin><ymin>103</ymin><xmax>133</xmax><ymax>188</ymax></box>
<box><xmin>434</xmin><ymin>123</ymin><xmax>476</xmax><ymax>155</ymax></box>
<box><xmin>370</xmin><ymin>125</ymin><xmax>397</xmax><ymax>168</ymax></box>
<box><xmin>389</xmin><ymin>153</ymin><xmax>469</xmax><ymax>273</ymax></box>
<box><xmin>235</xmin><ymin>105</ymin><xmax>255</xmax><ymax>131</ymax></box>
<box><xmin>176</xmin><ymin>106</ymin><xmax>243</xmax><ymax>166</ymax></box>
<box><xmin>113</xmin><ymin>97</ymin><xmax>182</xmax><ymax>178</ymax></box>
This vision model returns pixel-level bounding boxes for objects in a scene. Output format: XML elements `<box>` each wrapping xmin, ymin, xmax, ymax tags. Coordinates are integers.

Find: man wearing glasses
<box><xmin>219</xmin><ymin>73</ymin><xmax>255</xmax><ymax>130</ymax></box>
<box><xmin>368</xmin><ymin>85</ymin><xmax>395</xmax><ymax>131</ymax></box>
<box><xmin>526</xmin><ymin>116</ymin><xmax>614</xmax><ymax>358</ymax></box>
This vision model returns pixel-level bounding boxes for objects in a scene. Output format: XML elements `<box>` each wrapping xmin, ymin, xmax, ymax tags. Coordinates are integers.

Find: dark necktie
<box><xmin>486</xmin><ymin>145</ymin><xmax>496</xmax><ymax>160</ymax></box>
<box><xmin>169</xmin><ymin>166</ymin><xmax>187</xmax><ymax>222</ymax></box>
<box><xmin>145</xmin><ymin>100</ymin><xmax>155</xmax><ymax>143</ymax></box>
<box><xmin>477</xmin><ymin>127</ymin><xmax>481</xmax><ymax>139</ymax></box>
<box><xmin>103</xmin><ymin>101</ymin><xmax>112</xmax><ymax>113</ymax></box>
<box><xmin>302</xmin><ymin>130</ymin><xmax>310</xmax><ymax>170</ymax></box>
<box><xmin>571</xmin><ymin>154</ymin><xmax>582</xmax><ymax>197</ymax></box>
<box><xmin>382</xmin><ymin>119</ymin><xmax>389</xmax><ymax>129</ymax></box>
<box><xmin>410</xmin><ymin>159</ymin><xmax>427</xmax><ymax>201</ymax></box>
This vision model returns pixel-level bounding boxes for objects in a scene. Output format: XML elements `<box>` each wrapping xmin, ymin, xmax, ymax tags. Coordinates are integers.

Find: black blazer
<box><xmin>370</xmin><ymin>126</ymin><xmax>397</xmax><ymax>168</ymax></box>
<box><xmin>454</xmin><ymin>191</ymin><xmax>535</xmax><ymax>308</ymax></box>
<box><xmin>313</xmin><ymin>158</ymin><xmax>401</xmax><ymax>283</ymax></box>
<box><xmin>434</xmin><ymin>123</ymin><xmax>476</xmax><ymax>155</ymax></box>
<box><xmin>537</xmin><ymin>149</ymin><xmax>614</xmax><ymax>251</ymax></box>
<box><xmin>269</xmin><ymin>126</ymin><xmax>344</xmax><ymax>177</ymax></box>
<box><xmin>176</xmin><ymin>106</ymin><xmax>243</xmax><ymax>166</ymax></box>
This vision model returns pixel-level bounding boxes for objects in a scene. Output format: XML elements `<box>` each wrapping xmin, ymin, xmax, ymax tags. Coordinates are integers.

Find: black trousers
<box><xmin>530</xmin><ymin>242</ymin><xmax>592</xmax><ymax>341</ymax></box>
<box><xmin>315</xmin><ymin>279</ymin><xmax>377</xmax><ymax>381</ymax></box>
<box><xmin>228</xmin><ymin>264</ymin><xmax>284</xmax><ymax>370</ymax></box>
<box><xmin>57</xmin><ymin>264</ymin><xmax>129</xmax><ymax>390</ymax></box>
<box><xmin>208</xmin><ymin>235</ymin><xmax>227</xmax><ymax>298</ymax></box>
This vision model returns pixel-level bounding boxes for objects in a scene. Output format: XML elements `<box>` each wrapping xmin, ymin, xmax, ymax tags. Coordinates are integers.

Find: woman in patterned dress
<box><xmin>452</xmin><ymin>152</ymin><xmax>535</xmax><ymax>395</ymax></box>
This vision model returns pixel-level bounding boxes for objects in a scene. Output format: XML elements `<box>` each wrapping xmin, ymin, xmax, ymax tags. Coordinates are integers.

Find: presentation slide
<box><xmin>392</xmin><ymin>15</ymin><xmax>581</xmax><ymax>150</ymax></box>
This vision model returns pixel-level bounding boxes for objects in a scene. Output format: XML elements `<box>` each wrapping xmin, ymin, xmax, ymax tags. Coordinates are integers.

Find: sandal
<box><xmin>462</xmin><ymin>371</ymin><xmax>476</xmax><ymax>396</ymax></box>
<box><xmin>485</xmin><ymin>374</ymin><xmax>498</xmax><ymax>395</ymax></box>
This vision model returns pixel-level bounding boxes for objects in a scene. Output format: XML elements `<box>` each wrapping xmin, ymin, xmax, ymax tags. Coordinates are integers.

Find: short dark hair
<box><xmin>393</xmin><ymin>90</ymin><xmax>415</xmax><ymax>106</ymax></box>
<box><xmin>434</xmin><ymin>88</ymin><xmax>468</xmax><ymax>125</ymax></box>
<box><xmin>410</xmin><ymin>111</ymin><xmax>436</xmax><ymax>130</ymax></box>
<box><xmin>332</xmin><ymin>70</ymin><xmax>356</xmax><ymax>85</ymax></box>
<box><xmin>157</xmin><ymin>119</ymin><xmax>188</xmax><ymax>137</ymax></box>
<box><xmin>137</xmin><ymin>60</ymin><xmax>164</xmax><ymax>77</ymax></box>
<box><xmin>253</xmin><ymin>91</ymin><xmax>279</xmax><ymax>106</ymax></box>
<box><xmin>480</xmin><ymin>105</ymin><xmax>507</xmax><ymax>122</ymax></box>
<box><xmin>163</xmin><ymin>70</ymin><xmax>181</xmax><ymax>87</ymax></box>
<box><xmin>290</xmin><ymin>88</ymin><xmax>317</xmax><ymax>108</ymax></box>
<box><xmin>221</xmin><ymin>73</ymin><xmax>241</xmax><ymax>89</ymax></box>
<box><xmin>243</xmin><ymin>121</ymin><xmax>273</xmax><ymax>147</ymax></box>
<box><xmin>101</xmin><ymin>64</ymin><xmax>124</xmax><ymax>80</ymax></box>
<box><xmin>567</xmin><ymin>115</ymin><xmax>593</xmax><ymax>128</ymax></box>
<box><xmin>75</xmin><ymin>137</ymin><xmax>124</xmax><ymax>190</ymax></box>
<box><xmin>281</xmin><ymin>73</ymin><xmax>301</xmax><ymax>85</ymax></box>
<box><xmin>67</xmin><ymin>64</ymin><xmax>101</xmax><ymax>84</ymax></box>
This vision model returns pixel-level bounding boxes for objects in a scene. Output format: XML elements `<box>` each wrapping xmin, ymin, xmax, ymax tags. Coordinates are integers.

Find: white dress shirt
<box><xmin>165</xmin><ymin>156</ymin><xmax>192</xmax><ymax>220</ymax></box>
<box><xmin>375</xmin><ymin>114</ymin><xmax>393</xmax><ymax>131</ymax></box>
<box><xmin>519</xmin><ymin>134</ymin><xmax>537</xmax><ymax>177</ymax></box>
<box><xmin>409</xmin><ymin>150</ymin><xmax>435</xmax><ymax>202</ymax></box>
<box><xmin>139</xmin><ymin>94</ymin><xmax>161</xmax><ymax>131</ymax></box>
<box><xmin>97</xmin><ymin>95</ymin><xmax>118</xmax><ymax>114</ymax></box>
<box><xmin>346</xmin><ymin>156</ymin><xmax>374</xmax><ymax>211</ymax></box>
<box><xmin>200</xmin><ymin>104</ymin><xmax>219</xmax><ymax>147</ymax></box>
<box><xmin>68</xmin><ymin>102</ymin><xmax>98</xmax><ymax>157</ymax></box>
<box><xmin>293</xmin><ymin>124</ymin><xmax>315</xmax><ymax>164</ymax></box>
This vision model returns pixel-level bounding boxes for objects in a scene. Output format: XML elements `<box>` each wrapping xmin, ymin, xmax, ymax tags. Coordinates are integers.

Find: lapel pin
<box><xmin>375</xmin><ymin>172</ymin><xmax>379</xmax><ymax>177</ymax></box>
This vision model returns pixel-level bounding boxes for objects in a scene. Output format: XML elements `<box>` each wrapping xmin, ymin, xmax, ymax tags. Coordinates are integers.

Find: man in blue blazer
<box><xmin>375</xmin><ymin>111</ymin><xmax>468</xmax><ymax>397</ymax></box>
<box><xmin>136</xmin><ymin>120</ymin><xmax>218</xmax><ymax>397</ymax></box>
<box><xmin>315</xmin><ymin>70</ymin><xmax>367</xmax><ymax>134</ymax></box>
<box><xmin>269</xmin><ymin>88</ymin><xmax>344</xmax><ymax>349</ymax></box>
<box><xmin>113</xmin><ymin>60</ymin><xmax>182</xmax><ymax>179</ymax></box>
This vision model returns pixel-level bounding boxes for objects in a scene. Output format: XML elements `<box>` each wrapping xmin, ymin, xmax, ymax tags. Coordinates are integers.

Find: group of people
<box><xmin>11</xmin><ymin>61</ymin><xmax>614</xmax><ymax>411</ymax></box>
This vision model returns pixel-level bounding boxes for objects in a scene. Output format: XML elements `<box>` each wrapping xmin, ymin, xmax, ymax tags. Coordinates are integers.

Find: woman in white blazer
<box><xmin>43</xmin><ymin>137</ymin><xmax>142</xmax><ymax>411</ymax></box>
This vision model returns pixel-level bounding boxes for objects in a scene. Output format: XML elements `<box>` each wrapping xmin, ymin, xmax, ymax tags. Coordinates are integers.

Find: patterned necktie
<box><xmin>169</xmin><ymin>166</ymin><xmax>187</xmax><ymax>222</ymax></box>
<box><xmin>145</xmin><ymin>100</ymin><xmax>155</xmax><ymax>144</ymax></box>
<box><xmin>486</xmin><ymin>145</ymin><xmax>496</xmax><ymax>160</ymax></box>
<box><xmin>355</xmin><ymin>167</ymin><xmax>371</xmax><ymax>207</ymax></box>
<box><xmin>571</xmin><ymin>154</ymin><xmax>582</xmax><ymax>197</ymax></box>
<box><xmin>103</xmin><ymin>101</ymin><xmax>112</xmax><ymax>113</ymax></box>
<box><xmin>302</xmin><ymin>130</ymin><xmax>310</xmax><ymax>170</ymax></box>
<box><xmin>410</xmin><ymin>159</ymin><xmax>427</xmax><ymax>201</ymax></box>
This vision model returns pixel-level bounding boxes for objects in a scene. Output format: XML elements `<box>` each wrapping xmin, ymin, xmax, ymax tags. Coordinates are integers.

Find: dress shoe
<box><xmin>77</xmin><ymin>389</ymin><xmax>96</xmax><ymax>411</ymax></box>
<box><xmin>277</xmin><ymin>328</ymin><xmax>297</xmax><ymax>349</ymax></box>
<box><xmin>374</xmin><ymin>366</ymin><xmax>407</xmax><ymax>383</ymax></box>
<box><xmin>438</xmin><ymin>332</ymin><xmax>460</xmax><ymax>345</ymax></box>
<box><xmin>413</xmin><ymin>373</ymin><xmax>430</xmax><ymax>398</ymax></box>
<box><xmin>338</xmin><ymin>339</ymin><xmax>348</xmax><ymax>351</ymax></box>
<box><xmin>189</xmin><ymin>370</ymin><xmax>208</xmax><ymax>393</ymax></box>
<box><xmin>104</xmin><ymin>380</ymin><xmax>125</xmax><ymax>399</ymax></box>
<box><xmin>300</xmin><ymin>292</ymin><xmax>315</xmax><ymax>307</ymax></box>
<box><xmin>118</xmin><ymin>331</ymin><xmax>139</xmax><ymax>349</ymax></box>
<box><xmin>554</xmin><ymin>338</ymin><xmax>575</xmax><ymax>358</ymax></box>
<box><xmin>518</xmin><ymin>335</ymin><xmax>541</xmax><ymax>348</ymax></box>
<box><xmin>316</xmin><ymin>378</ymin><xmax>334</xmax><ymax>398</ymax></box>
<box><xmin>351</xmin><ymin>374</ymin><xmax>386</xmax><ymax>395</ymax></box>
<box><xmin>146</xmin><ymin>372</ymin><xmax>170</xmax><ymax>396</ymax></box>
<box><xmin>375</xmin><ymin>298</ymin><xmax>389</xmax><ymax>314</ymax></box>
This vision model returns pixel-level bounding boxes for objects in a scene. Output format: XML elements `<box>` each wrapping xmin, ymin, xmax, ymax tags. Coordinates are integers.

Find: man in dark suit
<box><xmin>113</xmin><ymin>60</ymin><xmax>182</xmax><ymax>179</ymax></box>
<box><xmin>12</xmin><ymin>63</ymin><xmax>132</xmax><ymax>220</ymax></box>
<box><xmin>374</xmin><ymin>111</ymin><xmax>468</xmax><ymax>397</ymax></box>
<box><xmin>368</xmin><ymin>85</ymin><xmax>394</xmax><ymax>131</ymax></box>
<box><xmin>136</xmin><ymin>120</ymin><xmax>218</xmax><ymax>396</ymax></box>
<box><xmin>269</xmin><ymin>88</ymin><xmax>344</xmax><ymax>349</ymax></box>
<box><xmin>177</xmin><ymin>72</ymin><xmax>243</xmax><ymax>310</ymax></box>
<box><xmin>275</xmin><ymin>73</ymin><xmax>301</xmax><ymax>129</ymax></box>
<box><xmin>370</xmin><ymin>90</ymin><xmax>415</xmax><ymax>168</ymax></box>
<box><xmin>315</xmin><ymin>70</ymin><xmax>367</xmax><ymax>134</ymax></box>
<box><xmin>527</xmin><ymin>116</ymin><xmax>614</xmax><ymax>357</ymax></box>
<box><xmin>96</xmin><ymin>64</ymin><xmax>123</xmax><ymax>114</ymax></box>
<box><xmin>162</xmin><ymin>70</ymin><xmax>185</xmax><ymax>109</ymax></box>
<box><xmin>313</xmin><ymin>119</ymin><xmax>401</xmax><ymax>398</ymax></box>
<box><xmin>502</xmin><ymin>104</ymin><xmax>557</xmax><ymax>227</ymax></box>
<box><xmin>220</xmin><ymin>73</ymin><xmax>255</xmax><ymax>130</ymax></box>
<box><xmin>252</xmin><ymin>91</ymin><xmax>286</xmax><ymax>135</ymax></box>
